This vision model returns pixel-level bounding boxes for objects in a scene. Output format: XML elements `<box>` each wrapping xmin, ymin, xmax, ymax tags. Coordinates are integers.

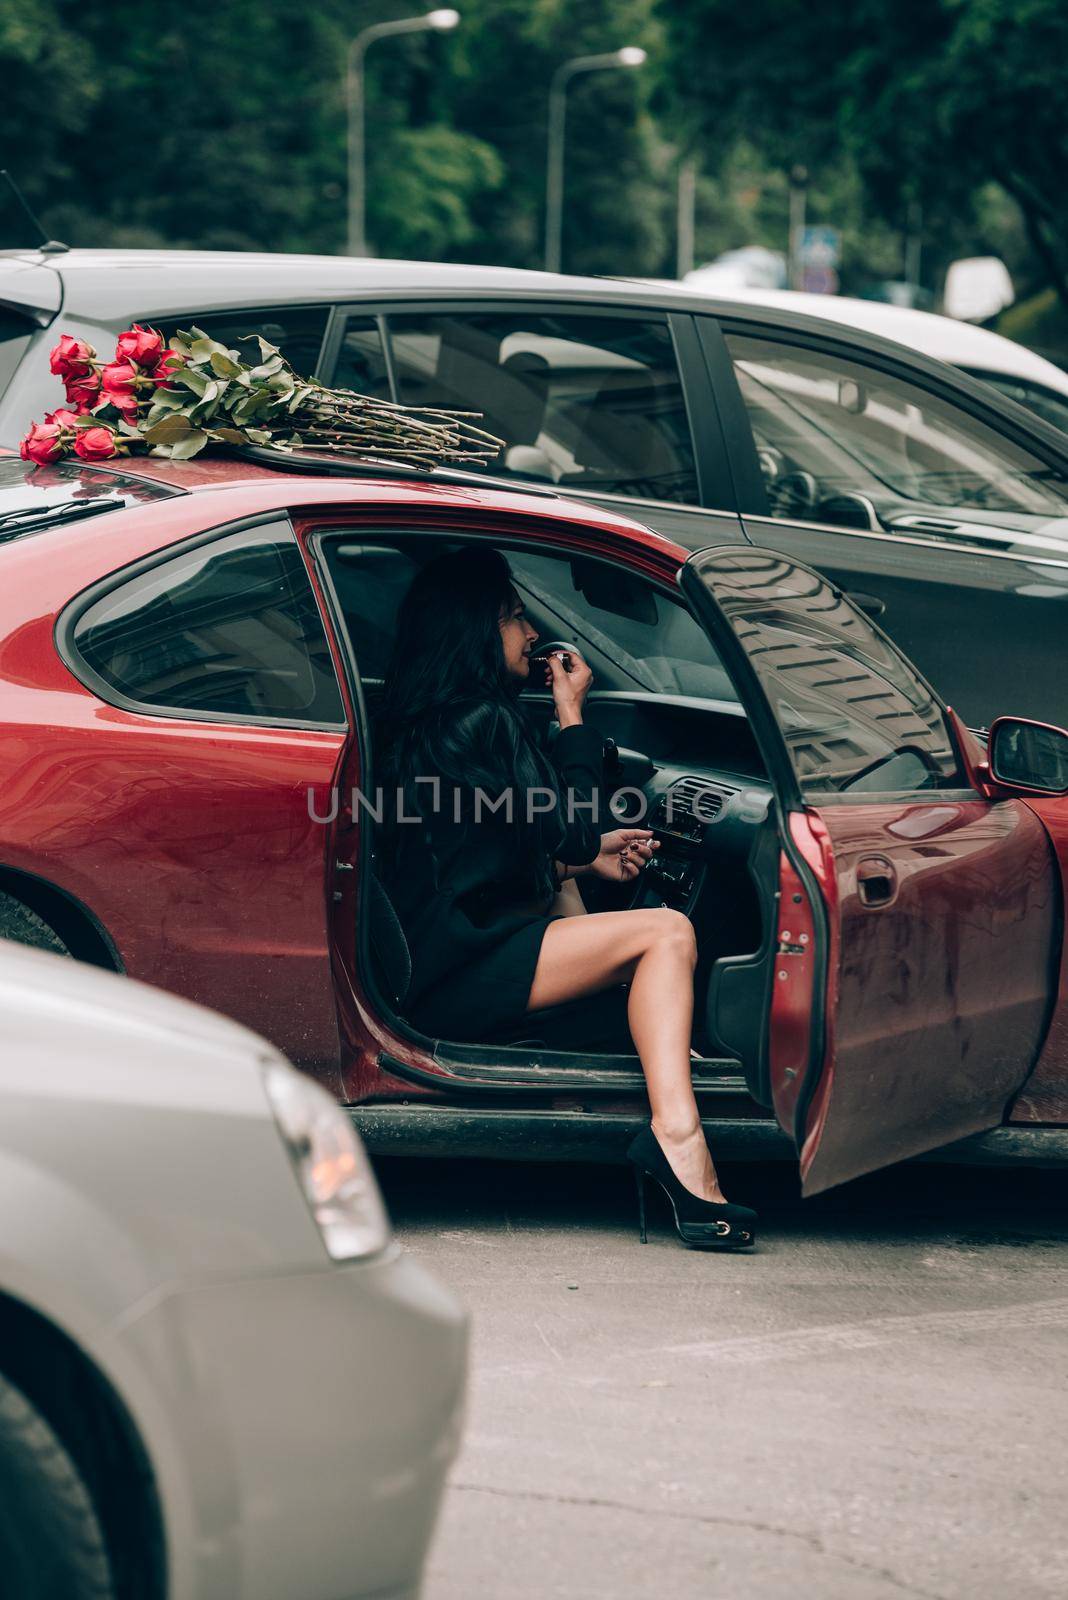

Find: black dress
<box><xmin>381</xmin><ymin>703</ymin><xmax>606</xmax><ymax>1041</ymax></box>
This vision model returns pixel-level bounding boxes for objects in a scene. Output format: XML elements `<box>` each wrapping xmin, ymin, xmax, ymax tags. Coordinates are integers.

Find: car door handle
<box><xmin>846</xmin><ymin>590</ymin><xmax>886</xmax><ymax>618</ymax></box>
<box><xmin>856</xmin><ymin>855</ymin><xmax>897</xmax><ymax>907</ymax></box>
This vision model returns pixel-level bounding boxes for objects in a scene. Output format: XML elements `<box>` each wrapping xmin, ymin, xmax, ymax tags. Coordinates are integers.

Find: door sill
<box><xmin>379</xmin><ymin>1046</ymin><xmax>744</xmax><ymax>1095</ymax></box>
<box><xmin>351</xmin><ymin>1105</ymin><xmax>789</xmax><ymax>1164</ymax></box>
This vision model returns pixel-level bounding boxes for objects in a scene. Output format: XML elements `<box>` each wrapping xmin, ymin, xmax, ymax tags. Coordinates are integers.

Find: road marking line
<box><xmin>659</xmin><ymin>1297</ymin><xmax>1068</xmax><ymax>1365</ymax></box>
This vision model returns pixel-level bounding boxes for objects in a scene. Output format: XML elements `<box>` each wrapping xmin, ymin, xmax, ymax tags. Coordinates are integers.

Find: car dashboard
<box><xmin>531</xmin><ymin>689</ymin><xmax>775</xmax><ymax>917</ymax></box>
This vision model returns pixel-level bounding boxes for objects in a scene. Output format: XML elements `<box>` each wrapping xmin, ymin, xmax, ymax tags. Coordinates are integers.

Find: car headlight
<box><xmin>264</xmin><ymin>1064</ymin><xmax>391</xmax><ymax>1260</ymax></box>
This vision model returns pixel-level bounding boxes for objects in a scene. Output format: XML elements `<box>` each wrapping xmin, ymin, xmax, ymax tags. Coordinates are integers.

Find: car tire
<box><xmin>0</xmin><ymin>891</ymin><xmax>71</xmax><ymax>957</ymax></box>
<box><xmin>0</xmin><ymin>1371</ymin><xmax>116</xmax><ymax>1599</ymax></box>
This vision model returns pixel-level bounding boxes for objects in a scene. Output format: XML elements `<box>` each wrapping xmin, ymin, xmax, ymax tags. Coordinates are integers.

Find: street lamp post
<box><xmin>347</xmin><ymin>8</ymin><xmax>460</xmax><ymax>258</ymax></box>
<box><xmin>544</xmin><ymin>47</ymin><xmax>646</xmax><ymax>274</ymax></box>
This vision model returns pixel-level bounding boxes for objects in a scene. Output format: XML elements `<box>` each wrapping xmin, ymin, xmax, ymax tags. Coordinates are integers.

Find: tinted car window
<box><xmin>508</xmin><ymin>550</ymin><xmax>737</xmax><ymax>702</ymax></box>
<box><xmin>71</xmin><ymin>521</ymin><xmax>344</xmax><ymax>723</ymax></box>
<box><xmin>0</xmin><ymin>454</ymin><xmax>176</xmax><ymax>522</ymax></box>
<box><xmin>365</xmin><ymin>311</ymin><xmax>698</xmax><ymax>504</ymax></box>
<box><xmin>689</xmin><ymin>546</ymin><xmax>960</xmax><ymax>796</ymax></box>
<box><xmin>156</xmin><ymin>306</ymin><xmax>330</xmax><ymax>378</ymax></box>
<box><xmin>962</xmin><ymin>370</ymin><xmax>1068</xmax><ymax>436</ymax></box>
<box><xmin>332</xmin><ymin>316</ymin><xmax>391</xmax><ymax>400</ymax></box>
<box><xmin>727</xmin><ymin>332</ymin><xmax>1068</xmax><ymax>529</ymax></box>
<box><xmin>0</xmin><ymin>306</ymin><xmax>35</xmax><ymax>395</ymax></box>
<box><xmin>323</xmin><ymin>537</ymin><xmax>736</xmax><ymax>703</ymax></box>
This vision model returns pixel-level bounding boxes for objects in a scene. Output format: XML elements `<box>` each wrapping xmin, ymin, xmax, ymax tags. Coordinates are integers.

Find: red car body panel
<box><xmin>768</xmin><ymin>814</ymin><xmax>832</xmax><ymax>1143</ymax></box>
<box><xmin>1010</xmin><ymin>796</ymin><xmax>1068</xmax><ymax>1123</ymax></box>
<box><xmin>796</xmin><ymin>796</ymin><xmax>1057</xmax><ymax>1192</ymax></box>
<box><xmin>0</xmin><ymin>474</ymin><xmax>678</xmax><ymax>1095</ymax></box>
<box><xmin>2</xmin><ymin>459</ymin><xmax>1068</xmax><ymax>1184</ymax></box>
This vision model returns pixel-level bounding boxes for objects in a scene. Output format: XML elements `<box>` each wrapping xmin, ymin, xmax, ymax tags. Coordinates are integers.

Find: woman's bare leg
<box><xmin>527</xmin><ymin>908</ymin><xmax>724</xmax><ymax>1201</ymax></box>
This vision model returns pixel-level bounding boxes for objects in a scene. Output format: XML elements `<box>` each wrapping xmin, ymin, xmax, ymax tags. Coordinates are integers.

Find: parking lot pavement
<box><xmin>374</xmin><ymin>1155</ymin><xmax>1068</xmax><ymax>1600</ymax></box>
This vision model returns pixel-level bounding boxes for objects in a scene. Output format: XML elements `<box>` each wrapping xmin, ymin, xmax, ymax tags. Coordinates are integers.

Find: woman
<box><xmin>378</xmin><ymin>547</ymin><xmax>757</xmax><ymax>1250</ymax></box>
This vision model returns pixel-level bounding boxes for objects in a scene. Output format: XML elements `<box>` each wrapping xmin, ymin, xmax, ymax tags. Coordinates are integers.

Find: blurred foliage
<box><xmin>0</xmin><ymin>0</ymin><xmax>1064</xmax><ymax>317</ymax></box>
<box><xmin>997</xmin><ymin>290</ymin><xmax>1068</xmax><ymax>366</ymax></box>
<box><xmin>661</xmin><ymin>0</ymin><xmax>1068</xmax><ymax>306</ymax></box>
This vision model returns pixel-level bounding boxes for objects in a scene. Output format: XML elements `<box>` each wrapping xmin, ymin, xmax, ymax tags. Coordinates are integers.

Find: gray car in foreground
<box><xmin>0</xmin><ymin>938</ymin><xmax>467</xmax><ymax>1600</ymax></box>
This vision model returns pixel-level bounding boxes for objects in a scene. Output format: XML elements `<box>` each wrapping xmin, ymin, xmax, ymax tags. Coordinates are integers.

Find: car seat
<box><xmin>366</xmin><ymin>870</ymin><xmax>631</xmax><ymax>1052</ymax></box>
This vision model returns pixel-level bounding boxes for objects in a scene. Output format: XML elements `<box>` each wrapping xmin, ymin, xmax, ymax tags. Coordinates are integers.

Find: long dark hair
<box><xmin>377</xmin><ymin>547</ymin><xmax>562</xmax><ymax>895</ymax></box>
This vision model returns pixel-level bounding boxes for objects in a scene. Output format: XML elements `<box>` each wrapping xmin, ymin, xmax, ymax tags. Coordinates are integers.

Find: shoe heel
<box><xmin>633</xmin><ymin>1164</ymin><xmax>647</xmax><ymax>1244</ymax></box>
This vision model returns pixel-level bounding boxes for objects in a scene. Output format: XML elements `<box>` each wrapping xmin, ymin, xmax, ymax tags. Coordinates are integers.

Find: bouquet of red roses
<box><xmin>21</xmin><ymin>324</ymin><xmax>503</xmax><ymax>470</ymax></box>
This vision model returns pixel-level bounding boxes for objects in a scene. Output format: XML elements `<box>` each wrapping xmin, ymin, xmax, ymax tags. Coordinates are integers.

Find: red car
<box><xmin>1</xmin><ymin>449</ymin><xmax>1067</xmax><ymax>1196</ymax></box>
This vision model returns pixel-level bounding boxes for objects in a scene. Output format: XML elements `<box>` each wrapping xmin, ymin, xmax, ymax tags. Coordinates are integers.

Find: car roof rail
<box><xmin>231</xmin><ymin>445</ymin><xmax>562</xmax><ymax>499</ymax></box>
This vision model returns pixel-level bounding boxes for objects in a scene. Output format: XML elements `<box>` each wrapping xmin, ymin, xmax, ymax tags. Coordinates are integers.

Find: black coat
<box><xmin>381</xmin><ymin>704</ymin><xmax>606</xmax><ymax>1038</ymax></box>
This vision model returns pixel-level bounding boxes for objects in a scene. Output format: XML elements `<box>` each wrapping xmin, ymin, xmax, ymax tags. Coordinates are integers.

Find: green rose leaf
<box><xmin>167</xmin><ymin>430</ymin><xmax>208</xmax><ymax>459</ymax></box>
<box><xmin>143</xmin><ymin>413</ymin><xmax>193</xmax><ymax>445</ymax></box>
<box><xmin>209</xmin><ymin>350</ymin><xmax>243</xmax><ymax>379</ymax></box>
<box><xmin>175</xmin><ymin>366</ymin><xmax>209</xmax><ymax>398</ymax></box>
<box><xmin>208</xmin><ymin>426</ymin><xmax>251</xmax><ymax>444</ymax></box>
<box><xmin>146</xmin><ymin>389</ymin><xmax>187</xmax><ymax>414</ymax></box>
<box><xmin>244</xmin><ymin>427</ymin><xmax>273</xmax><ymax>444</ymax></box>
<box><xmin>254</xmin><ymin>336</ymin><xmax>281</xmax><ymax>361</ymax></box>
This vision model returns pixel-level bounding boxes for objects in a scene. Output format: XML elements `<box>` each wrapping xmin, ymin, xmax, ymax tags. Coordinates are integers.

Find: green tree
<box><xmin>658</xmin><ymin>0</ymin><xmax>1068</xmax><ymax>306</ymax></box>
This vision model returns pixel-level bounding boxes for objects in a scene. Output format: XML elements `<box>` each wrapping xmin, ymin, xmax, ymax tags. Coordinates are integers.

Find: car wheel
<box><xmin>0</xmin><ymin>1371</ymin><xmax>116</xmax><ymax>1599</ymax></box>
<box><xmin>0</xmin><ymin>891</ymin><xmax>71</xmax><ymax>957</ymax></box>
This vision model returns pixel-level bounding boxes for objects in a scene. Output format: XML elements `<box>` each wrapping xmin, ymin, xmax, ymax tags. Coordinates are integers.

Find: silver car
<box><xmin>0</xmin><ymin>938</ymin><xmax>467</xmax><ymax>1600</ymax></box>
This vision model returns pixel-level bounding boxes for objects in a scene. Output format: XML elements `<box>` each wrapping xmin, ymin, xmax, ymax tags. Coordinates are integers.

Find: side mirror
<box><xmin>988</xmin><ymin>716</ymin><xmax>1068</xmax><ymax>795</ymax></box>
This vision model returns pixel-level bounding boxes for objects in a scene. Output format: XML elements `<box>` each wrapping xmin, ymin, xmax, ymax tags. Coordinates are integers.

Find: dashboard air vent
<box><xmin>660</xmin><ymin>776</ymin><xmax>734</xmax><ymax>830</ymax></box>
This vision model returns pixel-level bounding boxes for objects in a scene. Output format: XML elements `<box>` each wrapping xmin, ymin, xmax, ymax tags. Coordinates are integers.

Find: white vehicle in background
<box><xmin>0</xmin><ymin>938</ymin><xmax>467</xmax><ymax>1600</ymax></box>
<box><xmin>680</xmin><ymin>282</ymin><xmax>1068</xmax><ymax>433</ymax></box>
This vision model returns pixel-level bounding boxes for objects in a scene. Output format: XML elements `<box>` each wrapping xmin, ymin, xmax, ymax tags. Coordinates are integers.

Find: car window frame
<box><xmin>55</xmin><ymin>512</ymin><xmax>349</xmax><ymax>732</ymax></box>
<box><xmin>702</xmin><ymin>311</ymin><xmax>1068</xmax><ymax>548</ymax></box>
<box><xmin>319</xmin><ymin>298</ymin><xmax>738</xmax><ymax>516</ymax></box>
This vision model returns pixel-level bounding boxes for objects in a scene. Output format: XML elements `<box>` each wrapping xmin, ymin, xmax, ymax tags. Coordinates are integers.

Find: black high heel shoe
<box><xmin>627</xmin><ymin>1125</ymin><xmax>757</xmax><ymax>1250</ymax></box>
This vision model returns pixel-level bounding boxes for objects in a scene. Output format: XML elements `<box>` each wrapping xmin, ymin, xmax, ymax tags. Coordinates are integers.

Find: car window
<box><xmin>0</xmin><ymin>305</ymin><xmax>35</xmax><ymax>396</ymax></box>
<box><xmin>962</xmin><ymin>370</ymin><xmax>1068</xmax><ymax>436</ymax></box>
<box><xmin>726</xmin><ymin>331</ymin><xmax>1068</xmax><ymax>532</ymax></box>
<box><xmin>688</xmin><ymin>546</ymin><xmax>961</xmax><ymax>797</ymax></box>
<box><xmin>156</xmin><ymin>306</ymin><xmax>330</xmax><ymax>377</ymax></box>
<box><xmin>70</xmin><ymin>520</ymin><xmax>344</xmax><ymax>724</ymax></box>
<box><xmin>508</xmin><ymin>549</ymin><xmax>737</xmax><ymax>702</ymax></box>
<box><xmin>344</xmin><ymin>310</ymin><xmax>698</xmax><ymax>505</ymax></box>
<box><xmin>331</xmin><ymin>316</ymin><xmax>392</xmax><ymax>400</ymax></box>
<box><xmin>320</xmin><ymin>537</ymin><xmax>735</xmax><ymax>701</ymax></box>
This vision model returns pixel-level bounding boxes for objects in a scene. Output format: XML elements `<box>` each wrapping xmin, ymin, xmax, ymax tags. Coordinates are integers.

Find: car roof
<box><xmin>4</xmin><ymin>248</ymin><xmax>1067</xmax><ymax>466</ymax></box>
<box><xmin>3</xmin><ymin>248</ymin><xmax>663</xmax><ymax>322</ymax></box>
<box><xmin>1</xmin><ymin>246</ymin><xmax>1042</xmax><ymax>360</ymax></box>
<box><xmin>669</xmin><ymin>283</ymin><xmax>1068</xmax><ymax>397</ymax></box>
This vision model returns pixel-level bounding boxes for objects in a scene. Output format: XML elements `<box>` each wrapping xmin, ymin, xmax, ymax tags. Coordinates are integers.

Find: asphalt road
<box><xmin>375</xmin><ymin>1155</ymin><xmax>1068</xmax><ymax>1600</ymax></box>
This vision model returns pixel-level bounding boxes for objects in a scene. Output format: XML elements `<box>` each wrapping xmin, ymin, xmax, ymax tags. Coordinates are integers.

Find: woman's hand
<box><xmin>586</xmin><ymin>828</ymin><xmax>658</xmax><ymax>883</ymax></box>
<box><xmin>546</xmin><ymin>647</ymin><xmax>593</xmax><ymax>728</ymax></box>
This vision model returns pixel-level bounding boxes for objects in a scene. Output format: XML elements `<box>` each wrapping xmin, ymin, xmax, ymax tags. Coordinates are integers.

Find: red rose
<box><xmin>49</xmin><ymin>334</ymin><xmax>95</xmax><ymax>381</ymax></box>
<box><xmin>115</xmin><ymin>324</ymin><xmax>165</xmax><ymax>369</ymax></box>
<box><xmin>73</xmin><ymin>426</ymin><xmax>119</xmax><ymax>462</ymax></box>
<box><xmin>45</xmin><ymin>408</ymin><xmax>81</xmax><ymax>429</ymax></box>
<box><xmin>100</xmin><ymin>361</ymin><xmax>141</xmax><ymax>414</ymax></box>
<box><xmin>153</xmin><ymin>349</ymin><xmax>188</xmax><ymax>389</ymax></box>
<box><xmin>19</xmin><ymin>421</ymin><xmax>65</xmax><ymax>465</ymax></box>
<box><xmin>64</xmin><ymin>370</ymin><xmax>102</xmax><ymax>413</ymax></box>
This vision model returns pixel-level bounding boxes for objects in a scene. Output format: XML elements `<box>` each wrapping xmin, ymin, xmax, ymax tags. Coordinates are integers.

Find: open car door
<box><xmin>680</xmin><ymin>547</ymin><xmax>1059</xmax><ymax>1195</ymax></box>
